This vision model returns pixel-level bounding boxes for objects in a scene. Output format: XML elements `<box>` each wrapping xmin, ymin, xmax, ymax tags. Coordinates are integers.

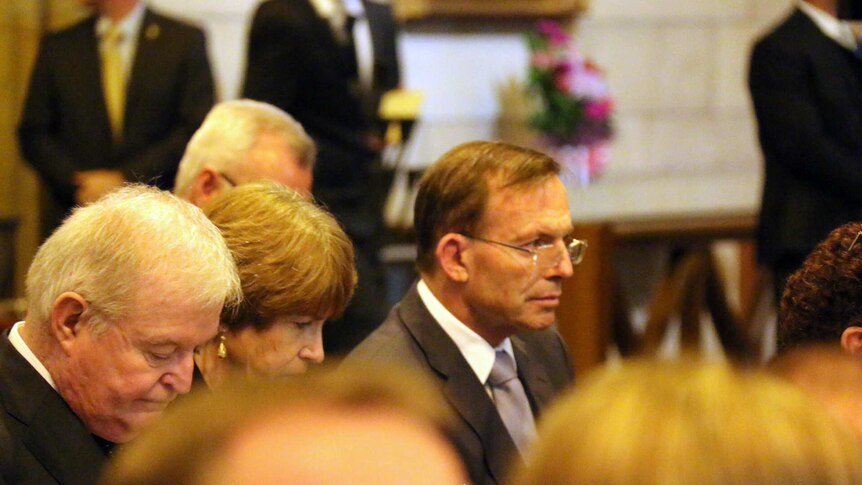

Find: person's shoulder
<box><xmin>251</xmin><ymin>0</ymin><xmax>316</xmax><ymax>24</ymax></box>
<box><xmin>144</xmin><ymin>7</ymin><xmax>206</xmax><ymax>37</ymax></box>
<box><xmin>343</xmin><ymin>307</ymin><xmax>427</xmax><ymax>368</ymax></box>
<box><xmin>754</xmin><ymin>8</ymin><xmax>818</xmax><ymax>50</ymax></box>
<box><xmin>40</xmin><ymin>15</ymin><xmax>96</xmax><ymax>45</ymax></box>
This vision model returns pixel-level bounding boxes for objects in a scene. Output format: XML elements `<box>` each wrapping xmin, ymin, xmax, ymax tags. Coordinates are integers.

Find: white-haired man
<box><xmin>0</xmin><ymin>185</ymin><xmax>241</xmax><ymax>484</ymax></box>
<box><xmin>173</xmin><ymin>99</ymin><xmax>315</xmax><ymax>207</ymax></box>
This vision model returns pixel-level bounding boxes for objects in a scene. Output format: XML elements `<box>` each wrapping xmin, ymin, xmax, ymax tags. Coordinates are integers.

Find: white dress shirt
<box><xmin>8</xmin><ymin>321</ymin><xmax>57</xmax><ymax>390</ymax></box>
<box><xmin>417</xmin><ymin>279</ymin><xmax>516</xmax><ymax>394</ymax></box>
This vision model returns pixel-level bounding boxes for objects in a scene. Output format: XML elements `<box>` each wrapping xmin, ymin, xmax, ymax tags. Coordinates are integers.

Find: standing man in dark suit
<box><xmin>0</xmin><ymin>185</ymin><xmax>240</xmax><ymax>484</ymax></box>
<box><xmin>242</xmin><ymin>0</ymin><xmax>400</xmax><ymax>355</ymax></box>
<box><xmin>18</xmin><ymin>0</ymin><xmax>215</xmax><ymax>237</ymax></box>
<box><xmin>749</xmin><ymin>0</ymin><xmax>862</xmax><ymax>302</ymax></box>
<box><xmin>344</xmin><ymin>141</ymin><xmax>578</xmax><ymax>485</ymax></box>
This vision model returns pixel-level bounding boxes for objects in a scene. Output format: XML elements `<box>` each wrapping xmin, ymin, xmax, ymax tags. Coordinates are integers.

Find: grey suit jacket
<box><xmin>0</xmin><ymin>334</ymin><xmax>106</xmax><ymax>484</ymax></box>
<box><xmin>343</xmin><ymin>285</ymin><xmax>574</xmax><ymax>485</ymax></box>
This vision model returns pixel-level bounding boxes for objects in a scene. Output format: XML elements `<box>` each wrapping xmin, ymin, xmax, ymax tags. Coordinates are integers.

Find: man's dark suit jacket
<box><xmin>0</xmin><ymin>334</ymin><xmax>106</xmax><ymax>484</ymax></box>
<box><xmin>749</xmin><ymin>8</ymin><xmax>862</xmax><ymax>268</ymax></box>
<box><xmin>343</xmin><ymin>285</ymin><xmax>574</xmax><ymax>485</ymax></box>
<box><xmin>243</xmin><ymin>0</ymin><xmax>399</xmax><ymax>203</ymax></box>
<box><xmin>18</xmin><ymin>8</ymin><xmax>214</xmax><ymax>232</ymax></box>
<box><xmin>243</xmin><ymin>0</ymin><xmax>401</xmax><ymax>355</ymax></box>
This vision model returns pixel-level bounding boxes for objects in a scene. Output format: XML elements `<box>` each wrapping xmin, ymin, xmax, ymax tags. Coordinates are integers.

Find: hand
<box><xmin>74</xmin><ymin>170</ymin><xmax>126</xmax><ymax>205</ymax></box>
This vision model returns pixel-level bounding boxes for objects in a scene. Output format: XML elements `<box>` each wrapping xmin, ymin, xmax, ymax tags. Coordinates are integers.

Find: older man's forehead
<box><xmin>120</xmin><ymin>298</ymin><xmax>221</xmax><ymax>348</ymax></box>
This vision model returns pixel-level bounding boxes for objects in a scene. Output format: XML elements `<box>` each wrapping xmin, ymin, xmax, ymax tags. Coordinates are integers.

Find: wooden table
<box><xmin>555</xmin><ymin>170</ymin><xmax>763</xmax><ymax>376</ymax></box>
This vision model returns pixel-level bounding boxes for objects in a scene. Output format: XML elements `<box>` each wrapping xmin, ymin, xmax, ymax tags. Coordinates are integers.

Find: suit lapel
<box><xmin>511</xmin><ymin>335</ymin><xmax>556</xmax><ymax>417</ymax></box>
<box><xmin>0</xmin><ymin>336</ymin><xmax>105</xmax><ymax>484</ymax></box>
<box><xmin>398</xmin><ymin>287</ymin><xmax>520</xmax><ymax>483</ymax></box>
<box><xmin>125</xmin><ymin>9</ymin><xmax>160</xmax><ymax>138</ymax></box>
<box><xmin>23</xmin><ymin>396</ymin><xmax>106</xmax><ymax>484</ymax></box>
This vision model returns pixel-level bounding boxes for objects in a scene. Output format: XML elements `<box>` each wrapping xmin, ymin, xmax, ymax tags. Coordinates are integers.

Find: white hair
<box><xmin>173</xmin><ymin>99</ymin><xmax>316</xmax><ymax>197</ymax></box>
<box><xmin>25</xmin><ymin>185</ymin><xmax>242</xmax><ymax>332</ymax></box>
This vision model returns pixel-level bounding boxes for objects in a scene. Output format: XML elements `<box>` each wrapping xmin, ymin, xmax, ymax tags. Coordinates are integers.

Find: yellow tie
<box><xmin>101</xmin><ymin>25</ymin><xmax>125</xmax><ymax>141</ymax></box>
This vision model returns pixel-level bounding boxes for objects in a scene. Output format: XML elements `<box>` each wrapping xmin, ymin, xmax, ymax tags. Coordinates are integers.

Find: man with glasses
<box><xmin>344</xmin><ymin>141</ymin><xmax>577</xmax><ymax>485</ymax></box>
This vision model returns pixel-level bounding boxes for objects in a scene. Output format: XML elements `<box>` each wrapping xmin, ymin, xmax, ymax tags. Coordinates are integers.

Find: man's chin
<box><xmin>514</xmin><ymin>315</ymin><xmax>556</xmax><ymax>333</ymax></box>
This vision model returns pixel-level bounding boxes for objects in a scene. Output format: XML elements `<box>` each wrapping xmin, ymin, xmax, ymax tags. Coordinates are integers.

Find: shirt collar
<box><xmin>417</xmin><ymin>279</ymin><xmax>515</xmax><ymax>384</ymax></box>
<box><xmin>95</xmin><ymin>1</ymin><xmax>146</xmax><ymax>41</ymax></box>
<box><xmin>342</xmin><ymin>0</ymin><xmax>365</xmax><ymax>17</ymax></box>
<box><xmin>799</xmin><ymin>1</ymin><xmax>858</xmax><ymax>50</ymax></box>
<box><xmin>8</xmin><ymin>321</ymin><xmax>57</xmax><ymax>390</ymax></box>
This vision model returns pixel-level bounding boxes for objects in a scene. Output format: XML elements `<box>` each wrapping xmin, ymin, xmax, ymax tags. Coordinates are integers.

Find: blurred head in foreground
<box><xmin>100</xmin><ymin>365</ymin><xmax>466</xmax><ymax>485</ymax></box>
<box><xmin>511</xmin><ymin>357</ymin><xmax>862</xmax><ymax>485</ymax></box>
<box><xmin>195</xmin><ymin>182</ymin><xmax>356</xmax><ymax>388</ymax></box>
<box><xmin>768</xmin><ymin>344</ymin><xmax>862</xmax><ymax>439</ymax></box>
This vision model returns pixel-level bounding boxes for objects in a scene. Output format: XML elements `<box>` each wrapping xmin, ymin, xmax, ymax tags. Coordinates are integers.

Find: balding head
<box><xmin>174</xmin><ymin>99</ymin><xmax>315</xmax><ymax>207</ymax></box>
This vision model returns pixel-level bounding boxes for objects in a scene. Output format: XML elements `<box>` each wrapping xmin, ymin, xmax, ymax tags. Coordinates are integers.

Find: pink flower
<box><xmin>588</xmin><ymin>143</ymin><xmax>610</xmax><ymax>178</ymax></box>
<box><xmin>537</xmin><ymin>20</ymin><xmax>570</xmax><ymax>46</ymax></box>
<box><xmin>585</xmin><ymin>99</ymin><xmax>613</xmax><ymax>121</ymax></box>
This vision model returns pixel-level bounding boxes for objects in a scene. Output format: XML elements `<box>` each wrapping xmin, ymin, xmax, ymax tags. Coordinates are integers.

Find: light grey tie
<box><xmin>488</xmin><ymin>350</ymin><xmax>537</xmax><ymax>455</ymax></box>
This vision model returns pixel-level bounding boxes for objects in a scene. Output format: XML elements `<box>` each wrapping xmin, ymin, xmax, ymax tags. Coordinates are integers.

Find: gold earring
<box><xmin>217</xmin><ymin>333</ymin><xmax>227</xmax><ymax>359</ymax></box>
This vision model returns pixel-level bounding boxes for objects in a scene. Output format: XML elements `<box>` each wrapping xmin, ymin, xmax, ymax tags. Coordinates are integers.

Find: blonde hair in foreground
<box><xmin>204</xmin><ymin>181</ymin><xmax>356</xmax><ymax>329</ymax></box>
<box><xmin>511</xmin><ymin>358</ymin><xmax>862</xmax><ymax>485</ymax></box>
<box><xmin>25</xmin><ymin>184</ymin><xmax>241</xmax><ymax>332</ymax></box>
<box><xmin>100</xmin><ymin>365</ymin><xmax>460</xmax><ymax>485</ymax></box>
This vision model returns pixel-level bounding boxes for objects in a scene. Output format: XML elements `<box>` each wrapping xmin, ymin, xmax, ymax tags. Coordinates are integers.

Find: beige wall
<box><xmin>1</xmin><ymin>1</ymin><xmax>89</xmax><ymax>297</ymax></box>
<box><xmin>1</xmin><ymin>0</ymin><xmax>41</xmax><ymax>298</ymax></box>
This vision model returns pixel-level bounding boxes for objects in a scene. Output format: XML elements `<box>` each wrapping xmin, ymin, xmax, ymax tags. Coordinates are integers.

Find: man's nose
<box><xmin>546</xmin><ymin>241</ymin><xmax>575</xmax><ymax>279</ymax></box>
<box><xmin>161</xmin><ymin>351</ymin><xmax>195</xmax><ymax>394</ymax></box>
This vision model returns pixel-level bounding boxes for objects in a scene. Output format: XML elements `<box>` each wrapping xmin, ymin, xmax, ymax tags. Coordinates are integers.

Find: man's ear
<box><xmin>189</xmin><ymin>166</ymin><xmax>222</xmax><ymax>207</ymax></box>
<box><xmin>49</xmin><ymin>292</ymin><xmax>88</xmax><ymax>353</ymax></box>
<box><xmin>435</xmin><ymin>234</ymin><xmax>470</xmax><ymax>283</ymax></box>
<box><xmin>840</xmin><ymin>326</ymin><xmax>862</xmax><ymax>356</ymax></box>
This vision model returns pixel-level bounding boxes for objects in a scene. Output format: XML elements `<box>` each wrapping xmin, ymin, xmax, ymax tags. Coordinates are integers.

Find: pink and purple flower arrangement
<box><xmin>526</xmin><ymin>20</ymin><xmax>614</xmax><ymax>181</ymax></box>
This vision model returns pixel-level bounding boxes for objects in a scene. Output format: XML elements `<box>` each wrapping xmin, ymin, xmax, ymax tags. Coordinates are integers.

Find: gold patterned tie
<box><xmin>101</xmin><ymin>25</ymin><xmax>125</xmax><ymax>141</ymax></box>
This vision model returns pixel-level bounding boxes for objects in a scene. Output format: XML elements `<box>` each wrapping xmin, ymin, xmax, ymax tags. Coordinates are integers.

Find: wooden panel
<box><xmin>393</xmin><ymin>0</ymin><xmax>587</xmax><ymax>21</ymax></box>
<box><xmin>558</xmin><ymin>223</ymin><xmax>612</xmax><ymax>377</ymax></box>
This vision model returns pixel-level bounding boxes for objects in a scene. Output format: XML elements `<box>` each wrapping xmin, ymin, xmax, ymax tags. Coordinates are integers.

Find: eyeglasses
<box><xmin>461</xmin><ymin>233</ymin><xmax>588</xmax><ymax>267</ymax></box>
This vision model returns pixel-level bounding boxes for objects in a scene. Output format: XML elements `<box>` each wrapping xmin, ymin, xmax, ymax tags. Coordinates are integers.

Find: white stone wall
<box><xmin>145</xmin><ymin>0</ymin><xmax>795</xmax><ymax>178</ymax></box>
